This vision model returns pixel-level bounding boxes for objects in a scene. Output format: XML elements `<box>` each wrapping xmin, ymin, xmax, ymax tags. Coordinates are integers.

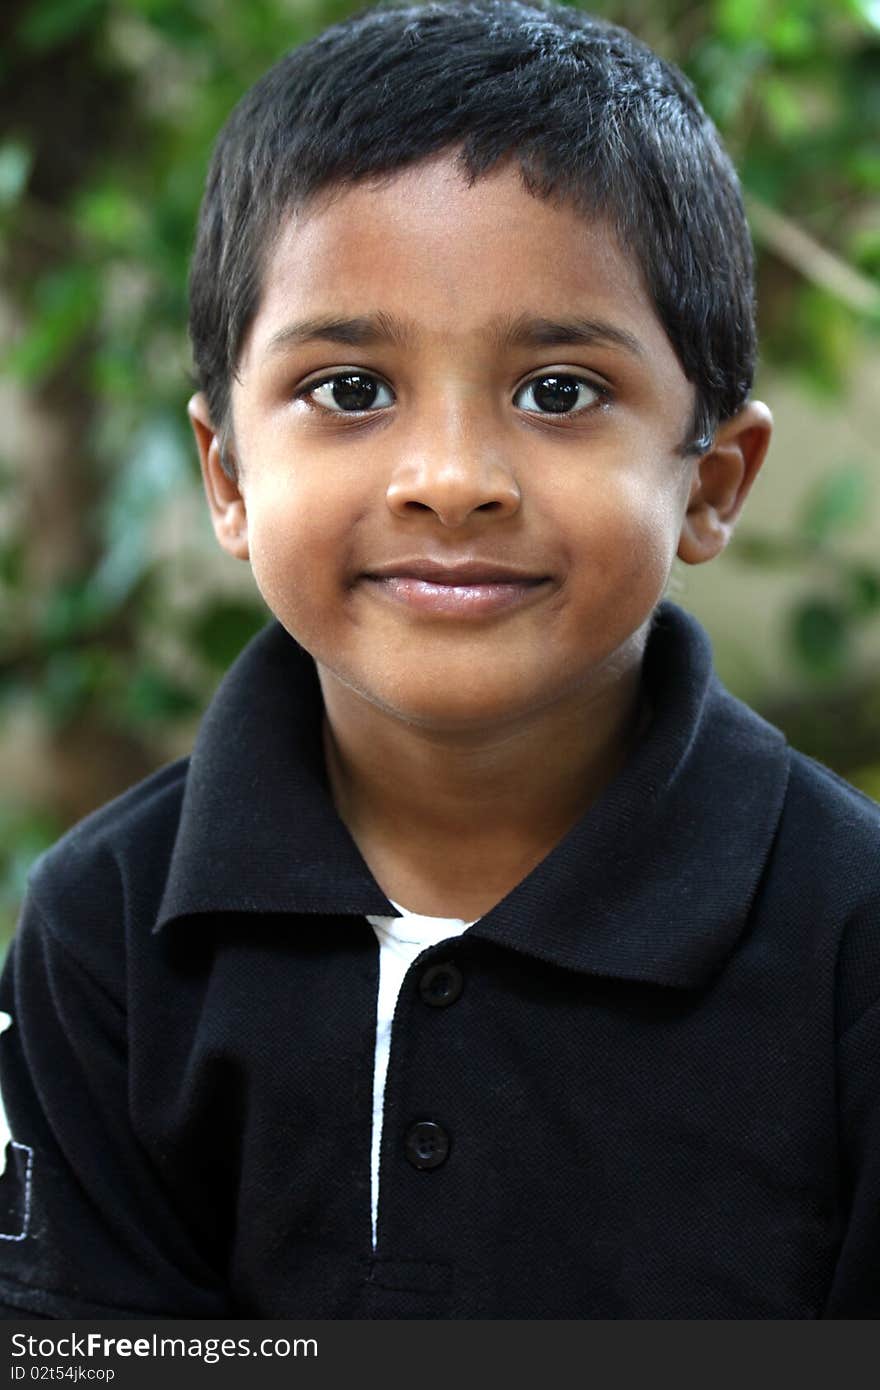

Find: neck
<box><xmin>319</xmin><ymin>657</ymin><xmax>650</xmax><ymax>920</ymax></box>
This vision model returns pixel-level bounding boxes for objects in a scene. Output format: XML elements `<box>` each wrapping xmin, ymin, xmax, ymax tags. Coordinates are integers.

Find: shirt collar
<box><xmin>156</xmin><ymin>603</ymin><xmax>790</xmax><ymax>990</ymax></box>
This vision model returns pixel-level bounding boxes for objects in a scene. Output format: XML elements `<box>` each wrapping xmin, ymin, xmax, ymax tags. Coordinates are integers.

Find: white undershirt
<box><xmin>365</xmin><ymin>901</ymin><xmax>474</xmax><ymax>1250</ymax></box>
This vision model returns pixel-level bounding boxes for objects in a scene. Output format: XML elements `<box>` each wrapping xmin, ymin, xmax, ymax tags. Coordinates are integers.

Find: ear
<box><xmin>677</xmin><ymin>400</ymin><xmax>772</xmax><ymax>566</ymax></box>
<box><xmin>187</xmin><ymin>393</ymin><xmax>249</xmax><ymax>561</ymax></box>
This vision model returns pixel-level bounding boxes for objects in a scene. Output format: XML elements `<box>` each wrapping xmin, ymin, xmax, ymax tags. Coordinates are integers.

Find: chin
<box><xmin>363</xmin><ymin>673</ymin><xmax>560</xmax><ymax>735</ymax></box>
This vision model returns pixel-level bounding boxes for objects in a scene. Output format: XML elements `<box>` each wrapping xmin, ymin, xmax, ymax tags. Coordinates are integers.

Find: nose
<box><xmin>385</xmin><ymin>413</ymin><xmax>521</xmax><ymax>528</ymax></box>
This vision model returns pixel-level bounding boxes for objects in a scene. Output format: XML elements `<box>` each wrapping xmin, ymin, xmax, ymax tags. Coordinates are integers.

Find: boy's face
<box><xmin>193</xmin><ymin>151</ymin><xmax>768</xmax><ymax>734</ymax></box>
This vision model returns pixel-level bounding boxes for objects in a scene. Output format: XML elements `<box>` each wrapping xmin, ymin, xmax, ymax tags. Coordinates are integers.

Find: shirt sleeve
<box><xmin>0</xmin><ymin>890</ymin><xmax>229</xmax><ymax>1319</ymax></box>
<box><xmin>823</xmin><ymin>994</ymin><xmax>880</xmax><ymax>1316</ymax></box>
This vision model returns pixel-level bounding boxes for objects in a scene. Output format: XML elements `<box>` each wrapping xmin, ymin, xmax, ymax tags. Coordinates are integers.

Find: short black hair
<box><xmin>189</xmin><ymin>0</ymin><xmax>756</xmax><ymax>459</ymax></box>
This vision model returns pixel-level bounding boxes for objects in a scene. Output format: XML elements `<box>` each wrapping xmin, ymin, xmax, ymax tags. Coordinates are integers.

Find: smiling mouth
<box><xmin>360</xmin><ymin>560</ymin><xmax>551</xmax><ymax>617</ymax></box>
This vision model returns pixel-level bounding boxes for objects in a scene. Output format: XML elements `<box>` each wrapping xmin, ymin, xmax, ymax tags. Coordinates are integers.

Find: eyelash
<box><xmin>294</xmin><ymin>370</ymin><xmax>612</xmax><ymax>422</ymax></box>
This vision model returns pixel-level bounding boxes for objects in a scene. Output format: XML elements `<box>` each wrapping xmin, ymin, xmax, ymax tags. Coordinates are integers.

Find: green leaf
<box><xmin>843</xmin><ymin>563</ymin><xmax>880</xmax><ymax>615</ymax></box>
<box><xmin>782</xmin><ymin>289</ymin><xmax>859</xmax><ymax>396</ymax></box>
<box><xmin>851</xmin><ymin>226</ymin><xmax>880</xmax><ymax>276</ymax></box>
<box><xmin>38</xmin><ymin>581</ymin><xmax>105</xmax><ymax>645</ymax></box>
<box><xmin>90</xmin><ymin>346</ymin><xmax>140</xmax><ymax>398</ymax></box>
<box><xmin>121</xmin><ymin>666</ymin><xmax>201</xmax><ymax>722</ymax></box>
<box><xmin>800</xmin><ymin>466</ymin><xmax>871</xmax><ymax>542</ymax></box>
<box><xmin>4</xmin><ymin>266</ymin><xmax>100</xmax><ymax>382</ymax></box>
<box><xmin>789</xmin><ymin>598</ymin><xmax>851</xmax><ymax>679</ymax></box>
<box><xmin>0</xmin><ymin>803</ymin><xmax>62</xmax><ymax>913</ymax></box>
<box><xmin>689</xmin><ymin>38</ymin><xmax>768</xmax><ymax>127</ymax></box>
<box><xmin>17</xmin><ymin>0</ymin><xmax>106</xmax><ymax>51</ymax></box>
<box><xmin>0</xmin><ymin>540</ymin><xmax>24</xmax><ymax>589</ymax></box>
<box><xmin>190</xmin><ymin>601</ymin><xmax>268</xmax><ymax>671</ymax></box>
<box><xmin>845</xmin><ymin>150</ymin><xmax>880</xmax><ymax>192</ymax></box>
<box><xmin>73</xmin><ymin>185</ymin><xmax>144</xmax><ymax>250</ymax></box>
<box><xmin>713</xmin><ymin>0</ymin><xmax>768</xmax><ymax>44</ymax></box>
<box><xmin>41</xmin><ymin>649</ymin><xmax>103</xmax><ymax>721</ymax></box>
<box><xmin>766</xmin><ymin>13</ymin><xmax>815</xmax><ymax>58</ymax></box>
<box><xmin>731</xmin><ymin>533</ymin><xmax>813</xmax><ymax>567</ymax></box>
<box><xmin>761</xmin><ymin>76</ymin><xmax>810</xmax><ymax>138</ymax></box>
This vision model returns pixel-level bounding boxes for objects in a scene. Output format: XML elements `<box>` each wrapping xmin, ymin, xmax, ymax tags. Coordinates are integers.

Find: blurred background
<box><xmin>1</xmin><ymin>0</ymin><xmax>879</xmax><ymax>944</ymax></box>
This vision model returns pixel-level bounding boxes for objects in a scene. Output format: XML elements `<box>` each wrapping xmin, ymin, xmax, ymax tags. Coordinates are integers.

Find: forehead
<box><xmin>241</xmin><ymin>152</ymin><xmax>684</xmax><ymax>387</ymax></box>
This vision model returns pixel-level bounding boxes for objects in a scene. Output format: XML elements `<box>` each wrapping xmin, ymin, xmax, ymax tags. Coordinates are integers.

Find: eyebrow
<box><xmin>263</xmin><ymin>311</ymin><xmax>646</xmax><ymax>360</ymax></box>
<box><xmin>264</xmin><ymin>311</ymin><xmax>414</xmax><ymax>356</ymax></box>
<box><xmin>491</xmin><ymin>312</ymin><xmax>646</xmax><ymax>358</ymax></box>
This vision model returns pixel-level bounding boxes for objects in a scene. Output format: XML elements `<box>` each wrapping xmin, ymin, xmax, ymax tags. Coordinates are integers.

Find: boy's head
<box><xmin>187</xmin><ymin>0</ymin><xmax>771</xmax><ymax>736</ymax></box>
<box><xmin>189</xmin><ymin>0</ymin><xmax>757</xmax><ymax>458</ymax></box>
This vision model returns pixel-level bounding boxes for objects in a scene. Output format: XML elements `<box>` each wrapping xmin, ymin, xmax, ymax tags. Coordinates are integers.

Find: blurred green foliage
<box><xmin>0</xmin><ymin>0</ymin><xmax>879</xmax><ymax>937</ymax></box>
<box><xmin>735</xmin><ymin>465</ymin><xmax>880</xmax><ymax>679</ymax></box>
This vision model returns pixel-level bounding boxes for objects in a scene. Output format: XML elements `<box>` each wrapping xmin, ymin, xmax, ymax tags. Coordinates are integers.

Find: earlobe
<box><xmin>187</xmin><ymin>392</ymin><xmax>250</xmax><ymax>561</ymax></box>
<box><xmin>677</xmin><ymin>400</ymin><xmax>772</xmax><ymax>566</ymax></box>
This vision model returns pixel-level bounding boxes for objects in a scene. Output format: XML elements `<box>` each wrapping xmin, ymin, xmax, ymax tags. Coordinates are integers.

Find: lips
<box><xmin>360</xmin><ymin>558</ymin><xmax>551</xmax><ymax>617</ymax></box>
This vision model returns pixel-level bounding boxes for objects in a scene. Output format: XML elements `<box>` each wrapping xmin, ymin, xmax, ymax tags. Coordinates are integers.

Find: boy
<box><xmin>0</xmin><ymin>0</ymin><xmax>878</xmax><ymax>1320</ymax></box>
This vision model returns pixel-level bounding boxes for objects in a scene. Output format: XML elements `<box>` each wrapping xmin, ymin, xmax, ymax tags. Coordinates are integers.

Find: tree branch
<box><xmin>746</xmin><ymin>193</ymin><xmax>880</xmax><ymax>317</ymax></box>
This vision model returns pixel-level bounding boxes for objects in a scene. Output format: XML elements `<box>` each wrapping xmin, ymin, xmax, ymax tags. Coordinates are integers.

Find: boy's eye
<box><xmin>304</xmin><ymin>372</ymin><xmax>395</xmax><ymax>413</ymax></box>
<box><xmin>513</xmin><ymin>374</ymin><xmax>603</xmax><ymax>415</ymax></box>
<box><xmin>298</xmin><ymin>370</ymin><xmax>605</xmax><ymax>417</ymax></box>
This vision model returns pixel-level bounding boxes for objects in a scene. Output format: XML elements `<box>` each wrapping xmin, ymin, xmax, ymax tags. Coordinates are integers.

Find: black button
<box><xmin>405</xmin><ymin>1121</ymin><xmax>450</xmax><ymax>1170</ymax></box>
<box><xmin>419</xmin><ymin>961</ymin><xmax>463</xmax><ymax>1007</ymax></box>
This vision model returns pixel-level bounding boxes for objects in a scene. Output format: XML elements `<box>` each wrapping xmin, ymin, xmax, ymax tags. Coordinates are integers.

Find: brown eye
<box><xmin>306</xmin><ymin>373</ymin><xmax>394</xmax><ymax>412</ymax></box>
<box><xmin>514</xmin><ymin>374</ymin><xmax>602</xmax><ymax>415</ymax></box>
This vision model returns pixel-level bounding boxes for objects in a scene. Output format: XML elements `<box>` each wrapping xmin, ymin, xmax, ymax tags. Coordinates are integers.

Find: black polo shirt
<box><xmin>0</xmin><ymin>602</ymin><xmax>879</xmax><ymax>1319</ymax></box>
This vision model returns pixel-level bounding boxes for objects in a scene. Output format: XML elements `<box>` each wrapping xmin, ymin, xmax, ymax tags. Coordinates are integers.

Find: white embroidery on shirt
<box><xmin>0</xmin><ymin>1145</ymin><xmax>33</xmax><ymax>1241</ymax></box>
<box><xmin>0</xmin><ymin>1012</ymin><xmax>12</xmax><ymax>1176</ymax></box>
<box><xmin>0</xmin><ymin>1011</ymin><xmax>33</xmax><ymax>1240</ymax></box>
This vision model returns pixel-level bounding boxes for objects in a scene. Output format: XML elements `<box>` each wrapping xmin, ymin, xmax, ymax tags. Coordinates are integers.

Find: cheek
<box><xmin>563</xmin><ymin>464</ymin><xmax>684</xmax><ymax>577</ymax></box>
<box><xmin>242</xmin><ymin>481</ymin><xmax>311</xmax><ymax>593</ymax></box>
<box><xmin>626</xmin><ymin>488</ymin><xmax>684</xmax><ymax>573</ymax></box>
<box><xmin>242</xmin><ymin>469</ymin><xmax>361</xmax><ymax>622</ymax></box>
